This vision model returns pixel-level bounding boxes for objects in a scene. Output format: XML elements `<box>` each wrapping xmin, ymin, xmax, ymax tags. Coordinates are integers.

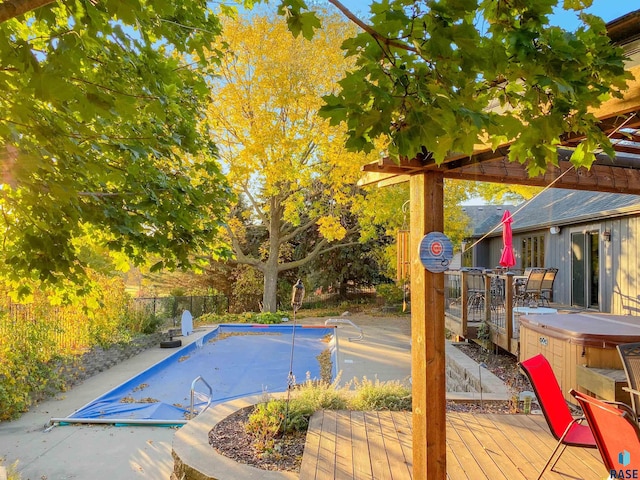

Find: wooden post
<box><xmin>409</xmin><ymin>172</ymin><xmax>446</xmax><ymax>480</ymax></box>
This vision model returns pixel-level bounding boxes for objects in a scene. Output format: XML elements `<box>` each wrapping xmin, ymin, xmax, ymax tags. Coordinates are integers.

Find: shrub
<box><xmin>347</xmin><ymin>377</ymin><xmax>412</xmax><ymax>411</ymax></box>
<box><xmin>245</xmin><ymin>401</ymin><xmax>286</xmax><ymax>454</ymax></box>
<box><xmin>196</xmin><ymin>311</ymin><xmax>288</xmax><ymax>325</ymax></box>
<box><xmin>376</xmin><ymin>283</ymin><xmax>404</xmax><ymax>305</ymax></box>
<box><xmin>253</xmin><ymin>311</ymin><xmax>286</xmax><ymax>324</ymax></box>
<box><xmin>0</xmin><ymin>272</ymin><xmax>160</xmax><ymax>419</ymax></box>
<box><xmin>291</xmin><ymin>376</ymin><xmax>348</xmax><ymax>415</ymax></box>
<box><xmin>0</xmin><ymin>336</ymin><xmax>66</xmax><ymax>420</ymax></box>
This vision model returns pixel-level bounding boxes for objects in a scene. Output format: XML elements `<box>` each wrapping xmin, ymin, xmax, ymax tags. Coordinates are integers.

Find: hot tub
<box><xmin>519</xmin><ymin>313</ymin><xmax>640</xmax><ymax>404</ymax></box>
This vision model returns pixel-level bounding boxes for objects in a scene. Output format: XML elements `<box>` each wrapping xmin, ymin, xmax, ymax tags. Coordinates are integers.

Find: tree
<box><xmin>358</xmin><ymin>180</ymin><xmax>475</xmax><ymax>279</ymax></box>
<box><xmin>303</xmin><ymin>223</ymin><xmax>394</xmax><ymax>294</ymax></box>
<box><xmin>0</xmin><ymin>0</ymin><xmax>242</xmax><ymax>295</ymax></box>
<box><xmin>206</xmin><ymin>13</ymin><xmax>377</xmax><ymax>312</ymax></box>
<box><xmin>475</xmin><ymin>182</ymin><xmax>544</xmax><ymax>204</ymax></box>
<box><xmin>278</xmin><ymin>0</ymin><xmax>631</xmax><ymax>173</ymax></box>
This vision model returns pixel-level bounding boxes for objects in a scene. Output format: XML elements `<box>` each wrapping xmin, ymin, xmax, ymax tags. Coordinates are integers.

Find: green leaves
<box><xmin>0</xmin><ymin>0</ymin><xmax>233</xmax><ymax>292</ymax></box>
<box><xmin>289</xmin><ymin>0</ymin><xmax>631</xmax><ymax>174</ymax></box>
<box><xmin>277</xmin><ymin>0</ymin><xmax>321</xmax><ymax>39</ymax></box>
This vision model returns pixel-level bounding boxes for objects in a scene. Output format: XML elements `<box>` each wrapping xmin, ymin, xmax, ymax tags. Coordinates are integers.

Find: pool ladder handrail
<box><xmin>189</xmin><ymin>375</ymin><xmax>213</xmax><ymax>420</ymax></box>
<box><xmin>324</xmin><ymin>318</ymin><xmax>364</xmax><ymax>342</ymax></box>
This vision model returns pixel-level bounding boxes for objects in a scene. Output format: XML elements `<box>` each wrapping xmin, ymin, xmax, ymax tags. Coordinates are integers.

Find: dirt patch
<box><xmin>453</xmin><ymin>341</ymin><xmax>531</xmax><ymax>395</ymax></box>
<box><xmin>209</xmin><ymin>406</ymin><xmax>306</xmax><ymax>472</ymax></box>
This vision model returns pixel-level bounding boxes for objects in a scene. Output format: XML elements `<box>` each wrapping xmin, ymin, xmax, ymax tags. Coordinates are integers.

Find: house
<box><xmin>462</xmin><ymin>190</ymin><xmax>640</xmax><ymax>314</ymax></box>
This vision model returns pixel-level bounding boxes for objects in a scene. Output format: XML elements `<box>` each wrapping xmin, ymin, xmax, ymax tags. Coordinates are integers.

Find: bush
<box><xmin>0</xmin><ymin>338</ymin><xmax>66</xmax><ymax>420</ymax></box>
<box><xmin>0</xmin><ymin>272</ymin><xmax>160</xmax><ymax>419</ymax></box>
<box><xmin>197</xmin><ymin>311</ymin><xmax>288</xmax><ymax>325</ymax></box>
<box><xmin>376</xmin><ymin>283</ymin><xmax>404</xmax><ymax>305</ymax></box>
<box><xmin>348</xmin><ymin>377</ymin><xmax>412</xmax><ymax>411</ymax></box>
<box><xmin>246</xmin><ymin>401</ymin><xmax>286</xmax><ymax>454</ymax></box>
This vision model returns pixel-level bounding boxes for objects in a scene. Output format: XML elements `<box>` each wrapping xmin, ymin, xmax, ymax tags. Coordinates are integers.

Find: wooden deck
<box><xmin>299</xmin><ymin>411</ymin><xmax>606</xmax><ymax>480</ymax></box>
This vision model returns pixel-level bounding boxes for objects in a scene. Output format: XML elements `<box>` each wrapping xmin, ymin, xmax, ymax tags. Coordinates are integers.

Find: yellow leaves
<box><xmin>317</xmin><ymin>215</ymin><xmax>346</xmax><ymax>242</ymax></box>
<box><xmin>110</xmin><ymin>251</ymin><xmax>132</xmax><ymax>273</ymax></box>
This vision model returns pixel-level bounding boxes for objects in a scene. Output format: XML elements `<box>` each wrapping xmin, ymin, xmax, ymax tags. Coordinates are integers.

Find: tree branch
<box><xmin>299</xmin><ymin>140</ymin><xmax>316</xmax><ymax>166</ymax></box>
<box><xmin>277</xmin><ymin>238</ymin><xmax>361</xmax><ymax>273</ymax></box>
<box><xmin>327</xmin><ymin>0</ymin><xmax>418</xmax><ymax>53</ymax></box>
<box><xmin>0</xmin><ymin>0</ymin><xmax>55</xmax><ymax>23</ymax></box>
<box><xmin>224</xmin><ymin>223</ymin><xmax>264</xmax><ymax>270</ymax></box>
<box><xmin>242</xmin><ymin>184</ymin><xmax>270</xmax><ymax>228</ymax></box>
<box><xmin>279</xmin><ymin>217</ymin><xmax>317</xmax><ymax>245</ymax></box>
<box><xmin>70</xmin><ymin>77</ymin><xmax>158</xmax><ymax>100</ymax></box>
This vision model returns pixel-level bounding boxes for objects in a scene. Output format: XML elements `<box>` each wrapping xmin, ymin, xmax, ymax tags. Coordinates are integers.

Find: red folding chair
<box><xmin>571</xmin><ymin>389</ymin><xmax>640</xmax><ymax>477</ymax></box>
<box><xmin>519</xmin><ymin>354</ymin><xmax>597</xmax><ymax>479</ymax></box>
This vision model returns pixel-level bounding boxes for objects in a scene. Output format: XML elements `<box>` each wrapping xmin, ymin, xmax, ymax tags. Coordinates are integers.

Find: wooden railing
<box><xmin>445</xmin><ymin>270</ymin><xmax>518</xmax><ymax>355</ymax></box>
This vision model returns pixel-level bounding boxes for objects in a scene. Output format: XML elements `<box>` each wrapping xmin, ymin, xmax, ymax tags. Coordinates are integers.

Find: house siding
<box><xmin>520</xmin><ymin>217</ymin><xmax>640</xmax><ymax>315</ymax></box>
<box><xmin>469</xmin><ymin>213</ymin><xmax>640</xmax><ymax>316</ymax></box>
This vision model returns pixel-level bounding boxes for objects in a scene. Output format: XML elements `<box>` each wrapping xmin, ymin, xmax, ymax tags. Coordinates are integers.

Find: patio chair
<box><xmin>570</xmin><ymin>389</ymin><xmax>640</xmax><ymax>477</ymax></box>
<box><xmin>539</xmin><ymin>268</ymin><xmax>558</xmax><ymax>306</ymax></box>
<box><xmin>519</xmin><ymin>354</ymin><xmax>597</xmax><ymax>479</ymax></box>
<box><xmin>617</xmin><ymin>342</ymin><xmax>640</xmax><ymax>420</ymax></box>
<box><xmin>514</xmin><ymin>268</ymin><xmax>546</xmax><ymax>306</ymax></box>
<box><xmin>464</xmin><ymin>268</ymin><xmax>485</xmax><ymax>313</ymax></box>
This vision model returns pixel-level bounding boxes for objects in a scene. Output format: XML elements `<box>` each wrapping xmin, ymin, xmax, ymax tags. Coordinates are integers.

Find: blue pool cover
<box><xmin>61</xmin><ymin>324</ymin><xmax>335</xmax><ymax>424</ymax></box>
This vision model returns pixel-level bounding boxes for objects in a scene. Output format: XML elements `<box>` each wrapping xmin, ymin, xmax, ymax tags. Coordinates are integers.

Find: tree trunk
<box><xmin>262</xmin><ymin>200</ymin><xmax>283</xmax><ymax>313</ymax></box>
<box><xmin>262</xmin><ymin>261</ymin><xmax>279</xmax><ymax>312</ymax></box>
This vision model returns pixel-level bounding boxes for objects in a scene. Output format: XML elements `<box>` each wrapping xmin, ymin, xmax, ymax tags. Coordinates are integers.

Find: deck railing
<box><xmin>445</xmin><ymin>270</ymin><xmax>517</xmax><ymax>354</ymax></box>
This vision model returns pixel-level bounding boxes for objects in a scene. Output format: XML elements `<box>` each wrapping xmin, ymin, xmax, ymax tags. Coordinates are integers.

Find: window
<box><xmin>521</xmin><ymin>234</ymin><xmax>545</xmax><ymax>268</ymax></box>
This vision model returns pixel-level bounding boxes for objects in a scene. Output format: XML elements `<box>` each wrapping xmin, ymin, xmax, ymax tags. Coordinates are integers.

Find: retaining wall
<box><xmin>54</xmin><ymin>332</ymin><xmax>169</xmax><ymax>389</ymax></box>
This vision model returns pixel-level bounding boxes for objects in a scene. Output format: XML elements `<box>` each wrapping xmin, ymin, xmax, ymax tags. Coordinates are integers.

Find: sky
<box><xmin>334</xmin><ymin>1</ymin><xmax>638</xmax><ymax>29</ymax></box>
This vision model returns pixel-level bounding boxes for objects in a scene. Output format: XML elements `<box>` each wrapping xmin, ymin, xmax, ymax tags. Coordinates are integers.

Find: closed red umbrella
<box><xmin>499</xmin><ymin>210</ymin><xmax>516</xmax><ymax>268</ymax></box>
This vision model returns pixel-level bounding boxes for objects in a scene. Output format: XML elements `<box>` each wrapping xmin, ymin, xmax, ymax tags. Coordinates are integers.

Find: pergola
<box><xmin>359</xmin><ymin>11</ymin><xmax>640</xmax><ymax>480</ymax></box>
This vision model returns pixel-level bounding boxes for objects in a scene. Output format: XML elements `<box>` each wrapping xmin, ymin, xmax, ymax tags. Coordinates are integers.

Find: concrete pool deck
<box><xmin>0</xmin><ymin>326</ymin><xmax>215</xmax><ymax>480</ymax></box>
<box><xmin>0</xmin><ymin>315</ymin><xmax>508</xmax><ymax>479</ymax></box>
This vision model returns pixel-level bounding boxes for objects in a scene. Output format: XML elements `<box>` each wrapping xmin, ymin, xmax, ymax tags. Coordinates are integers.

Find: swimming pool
<box><xmin>53</xmin><ymin>324</ymin><xmax>336</xmax><ymax>426</ymax></box>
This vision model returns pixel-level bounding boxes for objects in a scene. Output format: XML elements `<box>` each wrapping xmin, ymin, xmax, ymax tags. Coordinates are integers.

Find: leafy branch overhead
<box><xmin>278</xmin><ymin>0</ymin><xmax>632</xmax><ymax>175</ymax></box>
<box><xmin>0</xmin><ymin>0</ymin><xmax>238</xmax><ymax>289</ymax></box>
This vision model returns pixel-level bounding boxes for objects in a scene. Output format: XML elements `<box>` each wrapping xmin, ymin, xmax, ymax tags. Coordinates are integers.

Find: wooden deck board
<box><xmin>447</xmin><ymin>414</ymin><xmax>512</xmax><ymax>480</ymax></box>
<box><xmin>379</xmin><ymin>412</ymin><xmax>412</xmax><ymax>479</ymax></box>
<box><xmin>471</xmin><ymin>413</ymin><xmax>540</xmax><ymax>479</ymax></box>
<box><xmin>444</xmin><ymin>414</ymin><xmax>483</xmax><ymax>479</ymax></box>
<box><xmin>299</xmin><ymin>412</ymin><xmax>322</xmax><ymax>479</ymax></box>
<box><xmin>458</xmin><ymin>413</ymin><xmax>530</xmax><ymax>480</ymax></box>
<box><xmin>299</xmin><ymin>411</ymin><xmax>608</xmax><ymax>480</ymax></box>
<box><xmin>317</xmin><ymin>410</ymin><xmax>337</xmax><ymax>480</ymax></box>
<box><xmin>335</xmin><ymin>412</ymin><xmax>355</xmax><ymax>480</ymax></box>
<box><xmin>365</xmin><ymin>412</ymin><xmax>393</xmax><ymax>480</ymax></box>
<box><xmin>350</xmin><ymin>411</ymin><xmax>373</xmax><ymax>479</ymax></box>
<box><xmin>500</xmin><ymin>412</ymin><xmax>604</xmax><ymax>478</ymax></box>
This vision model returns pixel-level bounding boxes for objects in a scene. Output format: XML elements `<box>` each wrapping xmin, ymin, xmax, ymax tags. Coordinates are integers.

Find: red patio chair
<box><xmin>519</xmin><ymin>354</ymin><xmax>597</xmax><ymax>479</ymax></box>
<box><xmin>617</xmin><ymin>341</ymin><xmax>640</xmax><ymax>420</ymax></box>
<box><xmin>570</xmin><ymin>389</ymin><xmax>640</xmax><ymax>477</ymax></box>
